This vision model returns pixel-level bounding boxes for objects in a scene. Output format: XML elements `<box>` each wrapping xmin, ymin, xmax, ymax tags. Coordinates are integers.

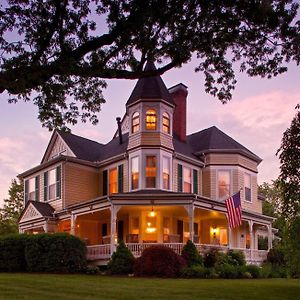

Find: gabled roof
<box><xmin>58</xmin><ymin>130</ymin><xmax>104</xmax><ymax>162</ymax></box>
<box><xmin>126</xmin><ymin>61</ymin><xmax>174</xmax><ymax>106</ymax></box>
<box><xmin>187</xmin><ymin>126</ymin><xmax>262</xmax><ymax>163</ymax></box>
<box><xmin>31</xmin><ymin>201</ymin><xmax>55</xmax><ymax>217</ymax></box>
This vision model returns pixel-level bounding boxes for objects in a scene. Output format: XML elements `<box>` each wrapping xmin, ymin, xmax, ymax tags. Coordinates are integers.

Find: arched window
<box><xmin>162</xmin><ymin>112</ymin><xmax>170</xmax><ymax>134</ymax></box>
<box><xmin>146</xmin><ymin>109</ymin><xmax>157</xmax><ymax>130</ymax></box>
<box><xmin>132</xmin><ymin>112</ymin><xmax>140</xmax><ymax>133</ymax></box>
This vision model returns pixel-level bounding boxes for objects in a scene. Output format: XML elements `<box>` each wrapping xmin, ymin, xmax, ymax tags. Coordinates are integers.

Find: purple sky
<box><xmin>0</xmin><ymin>58</ymin><xmax>299</xmax><ymax>207</ymax></box>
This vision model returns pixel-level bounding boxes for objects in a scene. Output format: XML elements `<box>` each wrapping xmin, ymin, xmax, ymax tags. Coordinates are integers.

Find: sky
<box><xmin>0</xmin><ymin>58</ymin><xmax>299</xmax><ymax>208</ymax></box>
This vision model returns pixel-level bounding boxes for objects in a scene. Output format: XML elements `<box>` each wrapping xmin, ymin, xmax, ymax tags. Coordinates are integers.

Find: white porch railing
<box><xmin>86</xmin><ymin>243</ymin><xmax>268</xmax><ymax>264</ymax></box>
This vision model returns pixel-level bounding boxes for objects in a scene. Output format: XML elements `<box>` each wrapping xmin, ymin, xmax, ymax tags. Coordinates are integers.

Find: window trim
<box><xmin>131</xmin><ymin>156</ymin><xmax>140</xmax><ymax>191</ymax></box>
<box><xmin>145</xmin><ymin>155</ymin><xmax>157</xmax><ymax>188</ymax></box>
<box><xmin>43</xmin><ymin>165</ymin><xmax>62</xmax><ymax>202</ymax></box>
<box><xmin>217</xmin><ymin>169</ymin><xmax>232</xmax><ymax>200</ymax></box>
<box><xmin>131</xmin><ymin>111</ymin><xmax>140</xmax><ymax>133</ymax></box>
<box><xmin>162</xmin><ymin>156</ymin><xmax>171</xmax><ymax>190</ymax></box>
<box><xmin>162</xmin><ymin>112</ymin><xmax>170</xmax><ymax>134</ymax></box>
<box><xmin>177</xmin><ymin>162</ymin><xmax>198</xmax><ymax>194</ymax></box>
<box><xmin>244</xmin><ymin>173</ymin><xmax>252</xmax><ymax>202</ymax></box>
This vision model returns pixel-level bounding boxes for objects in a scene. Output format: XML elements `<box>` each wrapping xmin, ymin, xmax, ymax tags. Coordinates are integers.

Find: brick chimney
<box><xmin>168</xmin><ymin>83</ymin><xmax>188</xmax><ymax>142</ymax></box>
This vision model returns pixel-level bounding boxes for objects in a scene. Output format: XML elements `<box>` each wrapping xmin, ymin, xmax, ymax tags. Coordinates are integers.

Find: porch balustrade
<box><xmin>86</xmin><ymin>243</ymin><xmax>268</xmax><ymax>264</ymax></box>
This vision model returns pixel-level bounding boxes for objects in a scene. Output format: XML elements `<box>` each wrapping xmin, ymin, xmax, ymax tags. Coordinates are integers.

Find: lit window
<box><xmin>244</xmin><ymin>173</ymin><xmax>251</xmax><ymax>202</ymax></box>
<box><xmin>162</xmin><ymin>112</ymin><xmax>170</xmax><ymax>134</ymax></box>
<box><xmin>218</xmin><ymin>171</ymin><xmax>230</xmax><ymax>198</ymax></box>
<box><xmin>146</xmin><ymin>156</ymin><xmax>156</xmax><ymax>188</ymax></box>
<box><xmin>162</xmin><ymin>157</ymin><xmax>170</xmax><ymax>190</ymax></box>
<box><xmin>183</xmin><ymin>167</ymin><xmax>191</xmax><ymax>192</ymax></box>
<box><xmin>109</xmin><ymin>168</ymin><xmax>118</xmax><ymax>195</ymax></box>
<box><xmin>49</xmin><ymin>169</ymin><xmax>56</xmax><ymax>200</ymax></box>
<box><xmin>28</xmin><ymin>178</ymin><xmax>35</xmax><ymax>201</ymax></box>
<box><xmin>132</xmin><ymin>112</ymin><xmax>140</xmax><ymax>133</ymax></box>
<box><xmin>146</xmin><ymin>109</ymin><xmax>157</xmax><ymax>130</ymax></box>
<box><xmin>131</xmin><ymin>157</ymin><xmax>139</xmax><ymax>190</ymax></box>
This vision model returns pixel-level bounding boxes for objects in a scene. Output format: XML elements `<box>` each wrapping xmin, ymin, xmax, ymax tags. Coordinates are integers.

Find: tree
<box><xmin>0</xmin><ymin>179</ymin><xmax>24</xmax><ymax>236</ymax></box>
<box><xmin>1</xmin><ymin>0</ymin><xmax>300</xmax><ymax>129</ymax></box>
<box><xmin>277</xmin><ymin>106</ymin><xmax>300</xmax><ymax>220</ymax></box>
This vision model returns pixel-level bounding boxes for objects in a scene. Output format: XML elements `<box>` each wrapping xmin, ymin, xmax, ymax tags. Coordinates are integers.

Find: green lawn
<box><xmin>0</xmin><ymin>274</ymin><xmax>299</xmax><ymax>300</ymax></box>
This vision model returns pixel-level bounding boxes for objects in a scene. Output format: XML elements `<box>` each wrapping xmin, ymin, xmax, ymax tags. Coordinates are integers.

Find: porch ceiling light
<box><xmin>148</xmin><ymin>206</ymin><xmax>156</xmax><ymax>217</ymax></box>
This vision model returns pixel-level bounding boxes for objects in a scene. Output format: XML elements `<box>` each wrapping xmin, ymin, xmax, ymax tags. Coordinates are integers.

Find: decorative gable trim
<box><xmin>19</xmin><ymin>203</ymin><xmax>43</xmax><ymax>223</ymax></box>
<box><xmin>41</xmin><ymin>131</ymin><xmax>75</xmax><ymax>163</ymax></box>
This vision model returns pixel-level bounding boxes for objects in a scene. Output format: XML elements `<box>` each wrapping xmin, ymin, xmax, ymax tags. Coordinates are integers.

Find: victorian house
<box><xmin>18</xmin><ymin>62</ymin><xmax>273</xmax><ymax>264</ymax></box>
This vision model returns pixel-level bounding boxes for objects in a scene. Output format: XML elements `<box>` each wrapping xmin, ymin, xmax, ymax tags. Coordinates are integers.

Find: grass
<box><xmin>0</xmin><ymin>274</ymin><xmax>299</xmax><ymax>300</ymax></box>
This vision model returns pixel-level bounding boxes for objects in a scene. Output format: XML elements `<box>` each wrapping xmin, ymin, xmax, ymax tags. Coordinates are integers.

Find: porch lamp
<box><xmin>149</xmin><ymin>206</ymin><xmax>156</xmax><ymax>217</ymax></box>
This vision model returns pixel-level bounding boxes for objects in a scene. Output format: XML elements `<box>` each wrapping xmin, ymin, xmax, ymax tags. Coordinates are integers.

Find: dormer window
<box><xmin>146</xmin><ymin>109</ymin><xmax>157</xmax><ymax>130</ymax></box>
<box><xmin>162</xmin><ymin>112</ymin><xmax>170</xmax><ymax>134</ymax></box>
<box><xmin>132</xmin><ymin>112</ymin><xmax>140</xmax><ymax>133</ymax></box>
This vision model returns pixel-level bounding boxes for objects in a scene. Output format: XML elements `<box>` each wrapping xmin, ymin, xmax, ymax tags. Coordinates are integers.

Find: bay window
<box><xmin>162</xmin><ymin>112</ymin><xmax>170</xmax><ymax>134</ymax></box>
<box><xmin>146</xmin><ymin>109</ymin><xmax>157</xmax><ymax>130</ymax></box>
<box><xmin>244</xmin><ymin>173</ymin><xmax>251</xmax><ymax>202</ymax></box>
<box><xmin>131</xmin><ymin>157</ymin><xmax>139</xmax><ymax>190</ymax></box>
<box><xmin>132</xmin><ymin>112</ymin><xmax>140</xmax><ymax>133</ymax></box>
<box><xmin>145</xmin><ymin>156</ymin><xmax>156</xmax><ymax>188</ymax></box>
<box><xmin>218</xmin><ymin>170</ymin><xmax>231</xmax><ymax>199</ymax></box>
<box><xmin>162</xmin><ymin>157</ymin><xmax>170</xmax><ymax>190</ymax></box>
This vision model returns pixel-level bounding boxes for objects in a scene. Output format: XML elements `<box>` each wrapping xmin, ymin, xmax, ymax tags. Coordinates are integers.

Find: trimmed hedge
<box><xmin>107</xmin><ymin>241</ymin><xmax>134</xmax><ymax>275</ymax></box>
<box><xmin>134</xmin><ymin>245</ymin><xmax>186</xmax><ymax>278</ymax></box>
<box><xmin>0</xmin><ymin>233</ymin><xmax>86</xmax><ymax>273</ymax></box>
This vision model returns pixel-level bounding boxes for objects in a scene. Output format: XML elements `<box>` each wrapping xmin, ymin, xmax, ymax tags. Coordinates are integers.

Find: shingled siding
<box><xmin>64</xmin><ymin>163</ymin><xmax>100</xmax><ymax>207</ymax></box>
<box><xmin>206</xmin><ymin>154</ymin><xmax>258</xmax><ymax>173</ymax></box>
<box><xmin>128</xmin><ymin>132</ymin><xmax>173</xmax><ymax>150</ymax></box>
<box><xmin>202</xmin><ymin>169</ymin><xmax>211</xmax><ymax>198</ymax></box>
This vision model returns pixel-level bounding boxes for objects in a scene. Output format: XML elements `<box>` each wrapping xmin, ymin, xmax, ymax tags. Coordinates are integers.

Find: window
<box><xmin>132</xmin><ymin>112</ymin><xmax>140</xmax><ymax>133</ymax></box>
<box><xmin>43</xmin><ymin>166</ymin><xmax>61</xmax><ymax>201</ymax></box>
<box><xmin>28</xmin><ymin>178</ymin><xmax>35</xmax><ymax>201</ymax></box>
<box><xmin>218</xmin><ymin>170</ymin><xmax>230</xmax><ymax>198</ymax></box>
<box><xmin>146</xmin><ymin>109</ymin><xmax>157</xmax><ymax>130</ymax></box>
<box><xmin>162</xmin><ymin>112</ymin><xmax>170</xmax><ymax>134</ymax></box>
<box><xmin>145</xmin><ymin>156</ymin><xmax>156</xmax><ymax>188</ymax></box>
<box><xmin>183</xmin><ymin>167</ymin><xmax>191</xmax><ymax>192</ymax></box>
<box><xmin>25</xmin><ymin>176</ymin><xmax>40</xmax><ymax>202</ymax></box>
<box><xmin>244</xmin><ymin>173</ymin><xmax>251</xmax><ymax>202</ymax></box>
<box><xmin>131</xmin><ymin>157</ymin><xmax>139</xmax><ymax>190</ymax></box>
<box><xmin>162</xmin><ymin>157</ymin><xmax>170</xmax><ymax>190</ymax></box>
<box><xmin>109</xmin><ymin>168</ymin><xmax>118</xmax><ymax>195</ymax></box>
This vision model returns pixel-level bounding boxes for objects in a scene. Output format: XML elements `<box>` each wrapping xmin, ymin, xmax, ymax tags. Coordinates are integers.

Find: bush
<box><xmin>25</xmin><ymin>233</ymin><xmax>87</xmax><ymax>273</ymax></box>
<box><xmin>180</xmin><ymin>265</ymin><xmax>209</xmax><ymax>278</ymax></box>
<box><xmin>181</xmin><ymin>240</ymin><xmax>203</xmax><ymax>267</ymax></box>
<box><xmin>85</xmin><ymin>265</ymin><xmax>100</xmax><ymax>275</ymax></box>
<box><xmin>245</xmin><ymin>264</ymin><xmax>261</xmax><ymax>278</ymax></box>
<box><xmin>0</xmin><ymin>234</ymin><xmax>28</xmax><ymax>272</ymax></box>
<box><xmin>267</xmin><ymin>247</ymin><xmax>285</xmax><ymax>267</ymax></box>
<box><xmin>260</xmin><ymin>263</ymin><xmax>287</xmax><ymax>278</ymax></box>
<box><xmin>203</xmin><ymin>247</ymin><xmax>220</xmax><ymax>268</ymax></box>
<box><xmin>217</xmin><ymin>263</ymin><xmax>245</xmax><ymax>279</ymax></box>
<box><xmin>226</xmin><ymin>250</ymin><xmax>246</xmax><ymax>266</ymax></box>
<box><xmin>107</xmin><ymin>241</ymin><xmax>134</xmax><ymax>275</ymax></box>
<box><xmin>134</xmin><ymin>245</ymin><xmax>186</xmax><ymax>278</ymax></box>
<box><xmin>260</xmin><ymin>263</ymin><xmax>272</xmax><ymax>278</ymax></box>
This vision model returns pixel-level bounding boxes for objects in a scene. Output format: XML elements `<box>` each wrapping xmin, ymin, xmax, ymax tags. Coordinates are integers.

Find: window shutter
<box><xmin>177</xmin><ymin>164</ymin><xmax>183</xmax><ymax>192</ymax></box>
<box><xmin>103</xmin><ymin>170</ymin><xmax>108</xmax><ymax>196</ymax></box>
<box><xmin>118</xmin><ymin>164</ymin><xmax>124</xmax><ymax>193</ymax></box>
<box><xmin>35</xmin><ymin>175</ymin><xmax>40</xmax><ymax>201</ymax></box>
<box><xmin>24</xmin><ymin>180</ymin><xmax>29</xmax><ymax>204</ymax></box>
<box><xmin>193</xmin><ymin>169</ymin><xmax>198</xmax><ymax>194</ymax></box>
<box><xmin>56</xmin><ymin>165</ymin><xmax>61</xmax><ymax>198</ymax></box>
<box><xmin>44</xmin><ymin>171</ymin><xmax>48</xmax><ymax>201</ymax></box>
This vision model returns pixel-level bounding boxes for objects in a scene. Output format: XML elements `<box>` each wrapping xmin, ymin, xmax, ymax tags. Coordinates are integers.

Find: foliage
<box><xmin>225</xmin><ymin>250</ymin><xmax>246</xmax><ymax>266</ymax></box>
<box><xmin>258</xmin><ymin>236</ymin><xmax>268</xmax><ymax>250</ymax></box>
<box><xmin>85</xmin><ymin>265</ymin><xmax>101</xmax><ymax>275</ymax></box>
<box><xmin>245</xmin><ymin>265</ymin><xmax>261</xmax><ymax>279</ymax></box>
<box><xmin>107</xmin><ymin>240</ymin><xmax>134</xmax><ymax>275</ymax></box>
<box><xmin>203</xmin><ymin>247</ymin><xmax>221</xmax><ymax>268</ymax></box>
<box><xmin>267</xmin><ymin>247</ymin><xmax>286</xmax><ymax>267</ymax></box>
<box><xmin>24</xmin><ymin>233</ymin><xmax>87</xmax><ymax>273</ymax></box>
<box><xmin>180</xmin><ymin>265</ymin><xmax>210</xmax><ymax>278</ymax></box>
<box><xmin>181</xmin><ymin>240</ymin><xmax>203</xmax><ymax>267</ymax></box>
<box><xmin>1</xmin><ymin>1</ymin><xmax>300</xmax><ymax>129</ymax></box>
<box><xmin>277</xmin><ymin>108</ymin><xmax>300</xmax><ymax>220</ymax></box>
<box><xmin>216</xmin><ymin>263</ymin><xmax>244</xmax><ymax>279</ymax></box>
<box><xmin>134</xmin><ymin>245</ymin><xmax>186</xmax><ymax>278</ymax></box>
<box><xmin>0</xmin><ymin>179</ymin><xmax>24</xmax><ymax>236</ymax></box>
<box><xmin>0</xmin><ymin>234</ymin><xmax>28</xmax><ymax>272</ymax></box>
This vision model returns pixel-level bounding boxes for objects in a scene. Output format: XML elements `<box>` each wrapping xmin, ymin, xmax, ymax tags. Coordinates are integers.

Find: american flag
<box><xmin>225</xmin><ymin>192</ymin><xmax>242</xmax><ymax>229</ymax></box>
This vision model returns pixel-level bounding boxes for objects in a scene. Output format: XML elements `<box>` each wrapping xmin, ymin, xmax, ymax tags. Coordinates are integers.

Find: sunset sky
<box><xmin>0</xmin><ymin>59</ymin><xmax>299</xmax><ymax>207</ymax></box>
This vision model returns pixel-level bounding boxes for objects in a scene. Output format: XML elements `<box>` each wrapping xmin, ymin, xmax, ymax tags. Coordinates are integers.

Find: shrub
<box><xmin>267</xmin><ymin>247</ymin><xmax>285</xmax><ymax>267</ymax></box>
<box><xmin>203</xmin><ymin>247</ymin><xmax>220</xmax><ymax>268</ymax></box>
<box><xmin>260</xmin><ymin>263</ymin><xmax>272</xmax><ymax>278</ymax></box>
<box><xmin>245</xmin><ymin>264</ymin><xmax>261</xmax><ymax>278</ymax></box>
<box><xmin>134</xmin><ymin>245</ymin><xmax>186</xmax><ymax>278</ymax></box>
<box><xmin>226</xmin><ymin>250</ymin><xmax>246</xmax><ymax>266</ymax></box>
<box><xmin>217</xmin><ymin>263</ymin><xmax>243</xmax><ymax>279</ymax></box>
<box><xmin>85</xmin><ymin>265</ymin><xmax>100</xmax><ymax>275</ymax></box>
<box><xmin>0</xmin><ymin>234</ymin><xmax>28</xmax><ymax>272</ymax></box>
<box><xmin>180</xmin><ymin>265</ymin><xmax>209</xmax><ymax>278</ymax></box>
<box><xmin>181</xmin><ymin>240</ymin><xmax>203</xmax><ymax>267</ymax></box>
<box><xmin>25</xmin><ymin>233</ymin><xmax>87</xmax><ymax>273</ymax></box>
<box><xmin>243</xmin><ymin>271</ymin><xmax>252</xmax><ymax>279</ymax></box>
<box><xmin>107</xmin><ymin>240</ymin><xmax>134</xmax><ymax>275</ymax></box>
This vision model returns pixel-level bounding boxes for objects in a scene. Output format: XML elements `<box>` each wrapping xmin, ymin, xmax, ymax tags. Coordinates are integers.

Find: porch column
<box><xmin>248</xmin><ymin>220</ymin><xmax>254</xmax><ymax>262</ymax></box>
<box><xmin>110</xmin><ymin>205</ymin><xmax>121</xmax><ymax>254</ymax></box>
<box><xmin>184</xmin><ymin>204</ymin><xmax>194</xmax><ymax>243</ymax></box>
<box><xmin>267</xmin><ymin>225</ymin><xmax>273</xmax><ymax>250</ymax></box>
<box><xmin>228</xmin><ymin>226</ymin><xmax>232</xmax><ymax>249</ymax></box>
<box><xmin>70</xmin><ymin>213</ymin><xmax>77</xmax><ymax>235</ymax></box>
<box><xmin>43</xmin><ymin>221</ymin><xmax>49</xmax><ymax>233</ymax></box>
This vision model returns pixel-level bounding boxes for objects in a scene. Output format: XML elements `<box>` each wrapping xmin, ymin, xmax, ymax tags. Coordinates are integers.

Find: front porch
<box><xmin>86</xmin><ymin>242</ymin><xmax>268</xmax><ymax>265</ymax></box>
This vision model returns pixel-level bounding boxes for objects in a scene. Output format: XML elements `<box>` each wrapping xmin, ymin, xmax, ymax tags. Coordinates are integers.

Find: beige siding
<box><xmin>173</xmin><ymin>160</ymin><xmax>178</xmax><ymax>192</ymax></box>
<box><xmin>64</xmin><ymin>163</ymin><xmax>100</xmax><ymax>207</ymax></box>
<box><xmin>128</xmin><ymin>132</ymin><xmax>173</xmax><ymax>150</ymax></box>
<box><xmin>123</xmin><ymin>160</ymin><xmax>129</xmax><ymax>193</ymax></box>
<box><xmin>202</xmin><ymin>169</ymin><xmax>211</xmax><ymax>198</ymax></box>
